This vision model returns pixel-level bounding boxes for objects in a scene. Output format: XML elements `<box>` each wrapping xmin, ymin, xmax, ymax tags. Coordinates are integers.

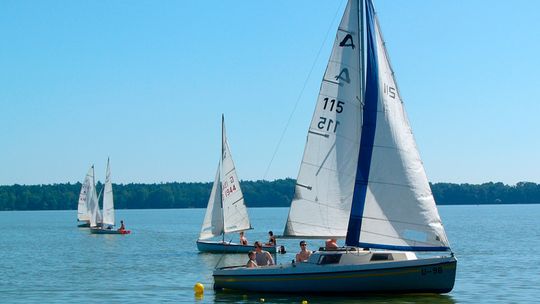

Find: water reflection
<box><xmin>214</xmin><ymin>290</ymin><xmax>456</xmax><ymax>304</ymax></box>
<box><xmin>199</xmin><ymin>252</ymin><xmax>247</xmax><ymax>269</ymax></box>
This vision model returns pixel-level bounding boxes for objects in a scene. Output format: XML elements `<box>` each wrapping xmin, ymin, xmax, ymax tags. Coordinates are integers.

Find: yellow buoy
<box><xmin>193</xmin><ymin>282</ymin><xmax>204</xmax><ymax>294</ymax></box>
<box><xmin>260</xmin><ymin>298</ymin><xmax>265</xmax><ymax>302</ymax></box>
<box><xmin>302</xmin><ymin>300</ymin><xmax>308</xmax><ymax>304</ymax></box>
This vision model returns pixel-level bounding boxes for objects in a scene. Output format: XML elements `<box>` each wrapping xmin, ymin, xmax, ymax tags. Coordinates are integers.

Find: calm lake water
<box><xmin>0</xmin><ymin>205</ymin><xmax>538</xmax><ymax>303</ymax></box>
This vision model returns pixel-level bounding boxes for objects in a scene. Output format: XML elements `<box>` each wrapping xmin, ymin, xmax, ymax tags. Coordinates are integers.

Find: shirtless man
<box><xmin>254</xmin><ymin>241</ymin><xmax>274</xmax><ymax>266</ymax></box>
<box><xmin>295</xmin><ymin>240</ymin><xmax>312</xmax><ymax>262</ymax></box>
<box><xmin>239</xmin><ymin>231</ymin><xmax>248</xmax><ymax>245</ymax></box>
<box><xmin>265</xmin><ymin>231</ymin><xmax>276</xmax><ymax>247</ymax></box>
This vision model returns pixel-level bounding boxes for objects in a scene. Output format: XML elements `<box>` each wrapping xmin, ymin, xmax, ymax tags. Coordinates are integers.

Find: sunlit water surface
<box><xmin>1</xmin><ymin>205</ymin><xmax>538</xmax><ymax>303</ymax></box>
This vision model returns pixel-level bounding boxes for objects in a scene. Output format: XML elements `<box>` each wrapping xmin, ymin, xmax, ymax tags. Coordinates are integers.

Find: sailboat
<box><xmin>90</xmin><ymin>158</ymin><xmax>130</xmax><ymax>235</ymax></box>
<box><xmin>197</xmin><ymin>115</ymin><xmax>275</xmax><ymax>253</ymax></box>
<box><xmin>213</xmin><ymin>0</ymin><xmax>456</xmax><ymax>293</ymax></box>
<box><xmin>86</xmin><ymin>165</ymin><xmax>103</xmax><ymax>230</ymax></box>
<box><xmin>76</xmin><ymin>166</ymin><xmax>93</xmax><ymax>227</ymax></box>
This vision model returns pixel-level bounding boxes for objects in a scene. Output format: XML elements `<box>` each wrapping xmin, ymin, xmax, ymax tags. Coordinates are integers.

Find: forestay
<box><xmin>77</xmin><ymin>166</ymin><xmax>93</xmax><ymax>221</ymax></box>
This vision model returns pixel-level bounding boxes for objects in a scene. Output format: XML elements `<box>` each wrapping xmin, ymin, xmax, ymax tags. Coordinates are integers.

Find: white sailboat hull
<box><xmin>213</xmin><ymin>250</ymin><xmax>456</xmax><ymax>294</ymax></box>
<box><xmin>197</xmin><ymin>240</ymin><xmax>276</xmax><ymax>254</ymax></box>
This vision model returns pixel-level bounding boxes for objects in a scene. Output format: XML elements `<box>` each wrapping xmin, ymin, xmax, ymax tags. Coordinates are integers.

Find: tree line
<box><xmin>0</xmin><ymin>179</ymin><xmax>539</xmax><ymax>211</ymax></box>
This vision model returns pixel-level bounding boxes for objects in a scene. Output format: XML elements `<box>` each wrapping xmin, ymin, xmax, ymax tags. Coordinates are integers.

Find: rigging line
<box><xmin>262</xmin><ymin>0</ymin><xmax>347</xmax><ymax>180</ymax></box>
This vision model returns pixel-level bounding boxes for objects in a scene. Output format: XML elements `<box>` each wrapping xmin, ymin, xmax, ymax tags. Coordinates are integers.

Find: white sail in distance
<box><xmin>77</xmin><ymin>166</ymin><xmax>93</xmax><ymax>221</ymax></box>
<box><xmin>199</xmin><ymin>116</ymin><xmax>251</xmax><ymax>240</ymax></box>
<box><xmin>88</xmin><ymin>166</ymin><xmax>100</xmax><ymax>228</ymax></box>
<box><xmin>284</xmin><ymin>0</ymin><xmax>363</xmax><ymax>238</ymax></box>
<box><xmin>102</xmin><ymin>158</ymin><xmax>115</xmax><ymax>227</ymax></box>
<box><xmin>220</xmin><ymin>117</ymin><xmax>251</xmax><ymax>234</ymax></box>
<box><xmin>199</xmin><ymin>165</ymin><xmax>224</xmax><ymax>240</ymax></box>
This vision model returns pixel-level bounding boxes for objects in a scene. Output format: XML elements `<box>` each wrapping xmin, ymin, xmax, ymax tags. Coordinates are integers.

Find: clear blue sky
<box><xmin>1</xmin><ymin>0</ymin><xmax>539</xmax><ymax>185</ymax></box>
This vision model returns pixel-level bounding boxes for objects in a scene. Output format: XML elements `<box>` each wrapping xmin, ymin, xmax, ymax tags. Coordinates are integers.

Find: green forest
<box><xmin>1</xmin><ymin>179</ymin><xmax>540</xmax><ymax>211</ymax></box>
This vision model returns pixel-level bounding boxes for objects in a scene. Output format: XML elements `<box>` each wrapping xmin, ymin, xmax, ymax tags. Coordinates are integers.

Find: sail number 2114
<box><xmin>317</xmin><ymin>97</ymin><xmax>343</xmax><ymax>133</ymax></box>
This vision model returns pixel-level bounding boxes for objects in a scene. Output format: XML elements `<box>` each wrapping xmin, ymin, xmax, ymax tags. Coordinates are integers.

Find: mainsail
<box><xmin>199</xmin><ymin>116</ymin><xmax>251</xmax><ymax>240</ymax></box>
<box><xmin>102</xmin><ymin>158</ymin><xmax>115</xmax><ymax>227</ymax></box>
<box><xmin>284</xmin><ymin>0</ymin><xmax>449</xmax><ymax>251</ymax></box>
<box><xmin>88</xmin><ymin>166</ymin><xmax>101</xmax><ymax>228</ymax></box>
<box><xmin>77</xmin><ymin>166</ymin><xmax>93</xmax><ymax>221</ymax></box>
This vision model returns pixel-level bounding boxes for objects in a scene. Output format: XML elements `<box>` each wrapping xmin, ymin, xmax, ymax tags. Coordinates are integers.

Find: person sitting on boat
<box><xmin>254</xmin><ymin>241</ymin><xmax>274</xmax><ymax>266</ymax></box>
<box><xmin>246</xmin><ymin>251</ymin><xmax>258</xmax><ymax>268</ymax></box>
<box><xmin>295</xmin><ymin>240</ymin><xmax>312</xmax><ymax>262</ymax></box>
<box><xmin>265</xmin><ymin>231</ymin><xmax>276</xmax><ymax>246</ymax></box>
<box><xmin>118</xmin><ymin>220</ymin><xmax>125</xmax><ymax>232</ymax></box>
<box><xmin>325</xmin><ymin>238</ymin><xmax>338</xmax><ymax>250</ymax></box>
<box><xmin>239</xmin><ymin>231</ymin><xmax>248</xmax><ymax>245</ymax></box>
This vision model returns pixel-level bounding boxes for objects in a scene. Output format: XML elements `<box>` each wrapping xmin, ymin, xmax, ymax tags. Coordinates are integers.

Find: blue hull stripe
<box><xmin>346</xmin><ymin>0</ymin><xmax>379</xmax><ymax>247</ymax></box>
<box><xmin>359</xmin><ymin>242</ymin><xmax>451</xmax><ymax>252</ymax></box>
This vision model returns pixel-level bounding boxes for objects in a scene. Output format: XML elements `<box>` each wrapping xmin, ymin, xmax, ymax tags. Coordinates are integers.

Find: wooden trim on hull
<box><xmin>197</xmin><ymin>240</ymin><xmax>276</xmax><ymax>254</ymax></box>
<box><xmin>214</xmin><ymin>259</ymin><xmax>456</xmax><ymax>294</ymax></box>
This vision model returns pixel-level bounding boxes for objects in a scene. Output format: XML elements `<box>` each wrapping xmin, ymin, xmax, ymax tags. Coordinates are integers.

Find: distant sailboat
<box><xmin>87</xmin><ymin>166</ymin><xmax>103</xmax><ymax>230</ymax></box>
<box><xmin>213</xmin><ymin>0</ymin><xmax>456</xmax><ymax>294</ymax></box>
<box><xmin>90</xmin><ymin>158</ymin><xmax>130</xmax><ymax>235</ymax></box>
<box><xmin>76</xmin><ymin>166</ymin><xmax>93</xmax><ymax>227</ymax></box>
<box><xmin>197</xmin><ymin>115</ymin><xmax>275</xmax><ymax>253</ymax></box>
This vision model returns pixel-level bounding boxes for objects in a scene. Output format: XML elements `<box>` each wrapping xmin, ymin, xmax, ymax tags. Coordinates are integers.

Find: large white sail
<box><xmin>199</xmin><ymin>165</ymin><xmax>224</xmax><ymax>240</ymax></box>
<box><xmin>102</xmin><ymin>158</ymin><xmax>115</xmax><ymax>227</ymax></box>
<box><xmin>353</xmin><ymin>3</ymin><xmax>449</xmax><ymax>250</ymax></box>
<box><xmin>220</xmin><ymin>118</ymin><xmax>251</xmax><ymax>234</ymax></box>
<box><xmin>284</xmin><ymin>0</ymin><xmax>363</xmax><ymax>238</ymax></box>
<box><xmin>284</xmin><ymin>0</ymin><xmax>449</xmax><ymax>250</ymax></box>
<box><xmin>77</xmin><ymin>166</ymin><xmax>93</xmax><ymax>221</ymax></box>
<box><xmin>88</xmin><ymin>166</ymin><xmax>100</xmax><ymax>228</ymax></box>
